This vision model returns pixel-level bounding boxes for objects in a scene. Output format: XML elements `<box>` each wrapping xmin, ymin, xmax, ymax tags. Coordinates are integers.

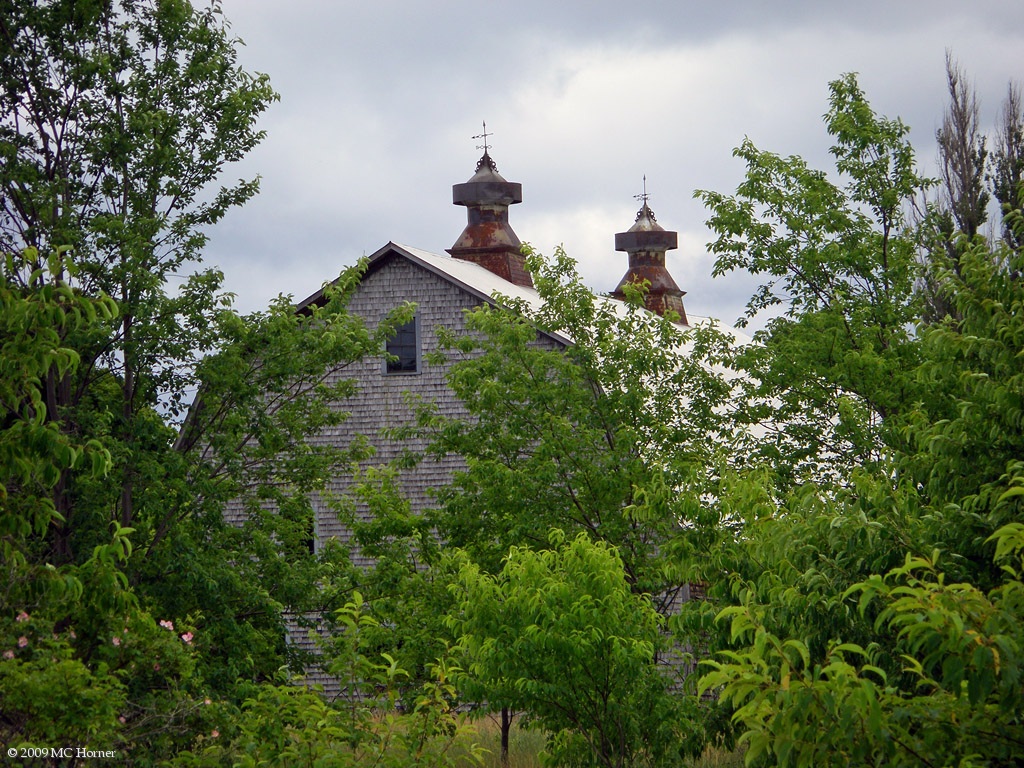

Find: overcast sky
<box><xmin>205</xmin><ymin>0</ymin><xmax>1023</xmax><ymax>329</ymax></box>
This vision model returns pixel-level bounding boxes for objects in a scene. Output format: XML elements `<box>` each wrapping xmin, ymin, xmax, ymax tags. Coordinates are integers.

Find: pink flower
<box><xmin>17</xmin><ymin>637</ymin><xmax>28</xmax><ymax>648</ymax></box>
<box><xmin>180</xmin><ymin>632</ymin><xmax>194</xmax><ymax>644</ymax></box>
<box><xmin>210</xmin><ymin>730</ymin><xmax>219</xmax><ymax>739</ymax></box>
<box><xmin>204</xmin><ymin>698</ymin><xmax>212</xmax><ymax>706</ymax></box>
<box><xmin>119</xmin><ymin>716</ymin><xmax>126</xmax><ymax>724</ymax></box>
<box><xmin>15</xmin><ymin>611</ymin><xmax>29</xmax><ymax>622</ymax></box>
<box><xmin>153</xmin><ymin>662</ymin><xmax>160</xmax><ymax>671</ymax></box>
<box><xmin>2</xmin><ymin>650</ymin><xmax>13</xmax><ymax>660</ymax></box>
<box><xmin>112</xmin><ymin>636</ymin><xmax>121</xmax><ymax>647</ymax></box>
<box><xmin>159</xmin><ymin>620</ymin><xmax>174</xmax><ymax>631</ymax></box>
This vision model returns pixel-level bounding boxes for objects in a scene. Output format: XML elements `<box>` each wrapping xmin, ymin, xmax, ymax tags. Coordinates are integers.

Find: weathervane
<box><xmin>472</xmin><ymin>121</ymin><xmax>492</xmax><ymax>154</ymax></box>
<box><xmin>472</xmin><ymin>121</ymin><xmax>498</xmax><ymax>172</ymax></box>
<box><xmin>634</xmin><ymin>175</ymin><xmax>649</xmax><ymax>206</ymax></box>
<box><xmin>633</xmin><ymin>175</ymin><xmax>657</xmax><ymax>222</ymax></box>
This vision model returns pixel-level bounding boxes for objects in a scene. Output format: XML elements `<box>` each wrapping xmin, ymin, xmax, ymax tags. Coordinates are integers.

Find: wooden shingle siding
<box><xmin>224</xmin><ymin>244</ymin><xmax>650</xmax><ymax>695</ymax></box>
<box><xmin>288</xmin><ymin>250</ymin><xmax>564</xmax><ymax>696</ymax></box>
<box><xmin>315</xmin><ymin>254</ymin><xmax>480</xmax><ymax>565</ymax></box>
<box><xmin>313</xmin><ymin>251</ymin><xmax>563</xmax><ymax>566</ymax></box>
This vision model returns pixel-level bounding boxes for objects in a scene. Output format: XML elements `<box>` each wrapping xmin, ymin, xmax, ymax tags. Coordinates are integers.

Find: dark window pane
<box><xmin>386</xmin><ymin>318</ymin><xmax>417</xmax><ymax>373</ymax></box>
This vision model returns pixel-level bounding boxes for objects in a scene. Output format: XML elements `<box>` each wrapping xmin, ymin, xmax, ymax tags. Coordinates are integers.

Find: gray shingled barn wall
<box><xmin>238</xmin><ymin>246</ymin><xmax>695</xmax><ymax>696</ymax></box>
<box><xmin>313</xmin><ymin>252</ymin><xmax>563</xmax><ymax>559</ymax></box>
<box><xmin>292</xmin><ymin>250</ymin><xmax>563</xmax><ymax>695</ymax></box>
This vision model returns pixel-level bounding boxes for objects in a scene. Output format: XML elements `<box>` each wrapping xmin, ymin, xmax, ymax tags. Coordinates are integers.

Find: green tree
<box><xmin>0</xmin><ymin>0</ymin><xmax>277</xmax><ymax>556</ymax></box>
<box><xmin>698</xmin><ymin>235</ymin><xmax>1024</xmax><ymax>767</ymax></box>
<box><xmin>0</xmin><ymin>249</ymin><xmax>125</xmax><ymax>749</ymax></box>
<box><xmin>337</xmin><ymin>464</ymin><xmax>460</xmax><ymax>706</ymax></box>
<box><xmin>450</xmin><ymin>531</ymin><xmax>701</xmax><ymax>768</ymax></box>
<box><xmin>686</xmin><ymin>75</ymin><xmax>1024</xmax><ymax>766</ymax></box>
<box><xmin>422</xmin><ymin>245</ymin><xmax>737</xmax><ymax>608</ymax></box>
<box><xmin>133</xmin><ymin>270</ymin><xmax>400</xmax><ymax>697</ymax></box>
<box><xmin>0</xmin><ymin>0</ymin><xmax>397</xmax><ymax>757</ymax></box>
<box><xmin>406</xmin><ymin>246</ymin><xmax>738</xmax><ymax>761</ymax></box>
<box><xmin>0</xmin><ymin>257</ymin><xmax>394</xmax><ymax>754</ymax></box>
<box><xmin>171</xmin><ymin>594</ymin><xmax>483</xmax><ymax>768</ymax></box>
<box><xmin>0</xmin><ymin>248</ymin><xmax>115</xmax><ymax>556</ymax></box>
<box><xmin>697</xmin><ymin>73</ymin><xmax>928</xmax><ymax>488</ymax></box>
<box><xmin>0</xmin><ymin>251</ymin><xmax>215</xmax><ymax>759</ymax></box>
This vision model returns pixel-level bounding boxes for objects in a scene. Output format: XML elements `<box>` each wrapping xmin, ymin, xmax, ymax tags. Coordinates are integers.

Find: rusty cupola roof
<box><xmin>610</xmin><ymin>187</ymin><xmax>687</xmax><ymax>324</ymax></box>
<box><xmin>447</xmin><ymin>125</ymin><xmax>532</xmax><ymax>288</ymax></box>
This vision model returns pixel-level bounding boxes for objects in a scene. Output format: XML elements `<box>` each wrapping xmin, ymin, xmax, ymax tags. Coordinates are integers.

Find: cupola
<box><xmin>611</xmin><ymin>193</ymin><xmax>687</xmax><ymax>324</ymax></box>
<box><xmin>447</xmin><ymin>134</ymin><xmax>532</xmax><ymax>288</ymax></box>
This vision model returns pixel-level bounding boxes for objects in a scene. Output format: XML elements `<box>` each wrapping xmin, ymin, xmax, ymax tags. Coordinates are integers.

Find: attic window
<box><xmin>385</xmin><ymin>317</ymin><xmax>419</xmax><ymax>374</ymax></box>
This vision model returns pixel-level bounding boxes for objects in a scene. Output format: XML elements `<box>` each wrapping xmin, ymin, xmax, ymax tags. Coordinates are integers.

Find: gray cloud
<box><xmin>205</xmin><ymin>0</ymin><xmax>1024</xmax><ymax>330</ymax></box>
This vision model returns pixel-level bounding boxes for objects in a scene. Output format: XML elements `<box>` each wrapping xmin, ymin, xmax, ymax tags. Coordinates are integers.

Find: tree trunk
<box><xmin>501</xmin><ymin>707</ymin><xmax>511</xmax><ymax>768</ymax></box>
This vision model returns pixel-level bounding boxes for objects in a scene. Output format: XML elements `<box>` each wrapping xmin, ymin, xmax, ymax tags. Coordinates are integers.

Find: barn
<box><xmin>273</xmin><ymin>149</ymin><xmax>738</xmax><ymax>693</ymax></box>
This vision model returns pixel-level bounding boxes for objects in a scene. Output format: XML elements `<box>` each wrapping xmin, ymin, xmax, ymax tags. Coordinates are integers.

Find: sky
<box><xmin>205</xmin><ymin>0</ymin><xmax>1024</xmax><ymax>330</ymax></box>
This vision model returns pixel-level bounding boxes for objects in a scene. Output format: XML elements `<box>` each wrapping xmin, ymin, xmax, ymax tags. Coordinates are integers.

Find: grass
<box><xmin>452</xmin><ymin>713</ymin><xmax>546</xmax><ymax>768</ymax></box>
<box><xmin>450</xmin><ymin>714</ymin><xmax>745</xmax><ymax>767</ymax></box>
<box><xmin>684</xmin><ymin>742</ymin><xmax>747</xmax><ymax>767</ymax></box>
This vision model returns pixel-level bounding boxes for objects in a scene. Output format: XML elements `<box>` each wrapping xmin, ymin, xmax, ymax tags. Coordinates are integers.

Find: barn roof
<box><xmin>295</xmin><ymin>240</ymin><xmax>752</xmax><ymax>348</ymax></box>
